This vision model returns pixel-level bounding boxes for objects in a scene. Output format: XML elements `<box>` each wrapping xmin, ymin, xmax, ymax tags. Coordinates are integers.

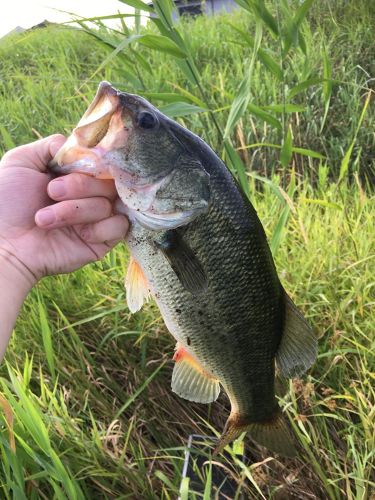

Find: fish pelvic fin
<box><xmin>125</xmin><ymin>257</ymin><xmax>151</xmax><ymax>313</ymax></box>
<box><xmin>172</xmin><ymin>344</ymin><xmax>220</xmax><ymax>404</ymax></box>
<box><xmin>213</xmin><ymin>409</ymin><xmax>297</xmax><ymax>458</ymax></box>
<box><xmin>276</xmin><ymin>292</ymin><xmax>318</xmax><ymax>378</ymax></box>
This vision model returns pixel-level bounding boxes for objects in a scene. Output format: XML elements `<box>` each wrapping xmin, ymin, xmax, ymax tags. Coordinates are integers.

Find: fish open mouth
<box><xmin>49</xmin><ymin>81</ymin><xmax>130</xmax><ymax>179</ymax></box>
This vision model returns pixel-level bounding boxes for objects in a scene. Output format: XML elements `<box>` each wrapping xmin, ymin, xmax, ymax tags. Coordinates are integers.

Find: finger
<box><xmin>48</xmin><ymin>173</ymin><xmax>117</xmax><ymax>202</ymax></box>
<box><xmin>35</xmin><ymin>197</ymin><xmax>112</xmax><ymax>229</ymax></box>
<box><xmin>1</xmin><ymin>135</ymin><xmax>66</xmax><ymax>172</ymax></box>
<box><xmin>79</xmin><ymin>215</ymin><xmax>129</xmax><ymax>244</ymax></box>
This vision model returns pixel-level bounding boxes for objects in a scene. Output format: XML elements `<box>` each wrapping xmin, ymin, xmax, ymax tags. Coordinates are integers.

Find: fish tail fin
<box><xmin>213</xmin><ymin>409</ymin><xmax>297</xmax><ymax>458</ymax></box>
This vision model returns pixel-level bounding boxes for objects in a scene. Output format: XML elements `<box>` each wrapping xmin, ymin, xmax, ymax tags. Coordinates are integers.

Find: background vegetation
<box><xmin>0</xmin><ymin>0</ymin><xmax>373</xmax><ymax>498</ymax></box>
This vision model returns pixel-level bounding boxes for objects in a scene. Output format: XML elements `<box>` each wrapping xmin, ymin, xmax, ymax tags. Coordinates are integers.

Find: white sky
<box><xmin>0</xmin><ymin>0</ymin><xmax>139</xmax><ymax>38</ymax></box>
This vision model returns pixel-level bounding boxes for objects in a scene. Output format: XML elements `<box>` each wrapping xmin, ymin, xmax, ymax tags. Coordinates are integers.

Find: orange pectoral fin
<box><xmin>125</xmin><ymin>257</ymin><xmax>151</xmax><ymax>313</ymax></box>
<box><xmin>172</xmin><ymin>344</ymin><xmax>220</xmax><ymax>404</ymax></box>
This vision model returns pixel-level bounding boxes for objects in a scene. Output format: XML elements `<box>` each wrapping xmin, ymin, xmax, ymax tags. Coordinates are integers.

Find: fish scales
<box><xmin>127</xmin><ymin>157</ymin><xmax>283</xmax><ymax>420</ymax></box>
<box><xmin>50</xmin><ymin>82</ymin><xmax>317</xmax><ymax>456</ymax></box>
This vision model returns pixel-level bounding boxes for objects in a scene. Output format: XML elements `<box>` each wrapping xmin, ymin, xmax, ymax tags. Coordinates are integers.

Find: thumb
<box><xmin>0</xmin><ymin>134</ymin><xmax>66</xmax><ymax>172</ymax></box>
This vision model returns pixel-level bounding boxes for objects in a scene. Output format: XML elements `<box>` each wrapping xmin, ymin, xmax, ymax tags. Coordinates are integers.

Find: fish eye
<box><xmin>136</xmin><ymin>111</ymin><xmax>158</xmax><ymax>130</ymax></box>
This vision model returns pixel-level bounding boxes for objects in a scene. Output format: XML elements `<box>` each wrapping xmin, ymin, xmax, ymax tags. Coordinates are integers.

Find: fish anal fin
<box><xmin>276</xmin><ymin>293</ymin><xmax>318</xmax><ymax>378</ymax></box>
<box><xmin>214</xmin><ymin>409</ymin><xmax>296</xmax><ymax>458</ymax></box>
<box><xmin>172</xmin><ymin>345</ymin><xmax>220</xmax><ymax>404</ymax></box>
<box><xmin>125</xmin><ymin>257</ymin><xmax>151</xmax><ymax>313</ymax></box>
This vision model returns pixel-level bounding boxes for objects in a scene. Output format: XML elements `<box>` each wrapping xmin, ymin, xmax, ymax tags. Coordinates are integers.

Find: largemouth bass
<box><xmin>50</xmin><ymin>82</ymin><xmax>317</xmax><ymax>456</ymax></box>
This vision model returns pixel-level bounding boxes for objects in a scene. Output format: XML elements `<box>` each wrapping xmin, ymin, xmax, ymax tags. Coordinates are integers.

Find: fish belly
<box><xmin>126</xmin><ymin>197</ymin><xmax>283</xmax><ymax>423</ymax></box>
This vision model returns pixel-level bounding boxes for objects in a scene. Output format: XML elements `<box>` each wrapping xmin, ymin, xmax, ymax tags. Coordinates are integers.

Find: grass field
<box><xmin>0</xmin><ymin>1</ymin><xmax>374</xmax><ymax>498</ymax></box>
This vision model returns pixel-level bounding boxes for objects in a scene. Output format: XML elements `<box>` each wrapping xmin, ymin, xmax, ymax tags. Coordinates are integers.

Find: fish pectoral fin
<box><xmin>172</xmin><ymin>345</ymin><xmax>220</xmax><ymax>404</ymax></box>
<box><xmin>214</xmin><ymin>409</ymin><xmax>297</xmax><ymax>457</ymax></box>
<box><xmin>154</xmin><ymin>230</ymin><xmax>207</xmax><ymax>295</ymax></box>
<box><xmin>276</xmin><ymin>293</ymin><xmax>318</xmax><ymax>378</ymax></box>
<box><xmin>125</xmin><ymin>257</ymin><xmax>151</xmax><ymax>313</ymax></box>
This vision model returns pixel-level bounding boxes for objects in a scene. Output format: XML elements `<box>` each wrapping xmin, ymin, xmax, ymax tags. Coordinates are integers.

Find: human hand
<box><xmin>0</xmin><ymin>134</ymin><xmax>128</xmax><ymax>289</ymax></box>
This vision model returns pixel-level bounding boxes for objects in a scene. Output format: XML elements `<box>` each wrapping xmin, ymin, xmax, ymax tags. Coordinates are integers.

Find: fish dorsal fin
<box><xmin>172</xmin><ymin>344</ymin><xmax>220</xmax><ymax>404</ymax></box>
<box><xmin>125</xmin><ymin>257</ymin><xmax>151</xmax><ymax>313</ymax></box>
<box><xmin>276</xmin><ymin>293</ymin><xmax>318</xmax><ymax>378</ymax></box>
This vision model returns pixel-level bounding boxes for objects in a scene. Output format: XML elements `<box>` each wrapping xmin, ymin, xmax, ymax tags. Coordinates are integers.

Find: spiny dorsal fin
<box><xmin>276</xmin><ymin>293</ymin><xmax>317</xmax><ymax>378</ymax></box>
<box><xmin>172</xmin><ymin>344</ymin><xmax>220</xmax><ymax>404</ymax></box>
<box><xmin>125</xmin><ymin>257</ymin><xmax>151</xmax><ymax>313</ymax></box>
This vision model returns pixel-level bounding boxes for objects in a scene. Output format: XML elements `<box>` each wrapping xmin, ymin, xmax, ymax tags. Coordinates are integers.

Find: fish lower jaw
<box><xmin>114</xmin><ymin>198</ymin><xmax>203</xmax><ymax>231</ymax></box>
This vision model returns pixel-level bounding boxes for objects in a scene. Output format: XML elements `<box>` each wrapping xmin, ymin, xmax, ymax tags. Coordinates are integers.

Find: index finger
<box><xmin>0</xmin><ymin>134</ymin><xmax>66</xmax><ymax>172</ymax></box>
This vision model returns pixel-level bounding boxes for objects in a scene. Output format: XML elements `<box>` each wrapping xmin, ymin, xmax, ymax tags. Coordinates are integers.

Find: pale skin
<box><xmin>0</xmin><ymin>134</ymin><xmax>129</xmax><ymax>359</ymax></box>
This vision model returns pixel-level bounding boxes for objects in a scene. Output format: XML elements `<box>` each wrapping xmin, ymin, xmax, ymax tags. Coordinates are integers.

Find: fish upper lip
<box><xmin>50</xmin><ymin>82</ymin><xmax>167</xmax><ymax>188</ymax></box>
<box><xmin>50</xmin><ymin>81</ymin><xmax>127</xmax><ymax>170</ymax></box>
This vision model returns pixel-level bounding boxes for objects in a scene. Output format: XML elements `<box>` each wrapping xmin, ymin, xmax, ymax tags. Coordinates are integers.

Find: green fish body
<box><xmin>51</xmin><ymin>82</ymin><xmax>317</xmax><ymax>456</ymax></box>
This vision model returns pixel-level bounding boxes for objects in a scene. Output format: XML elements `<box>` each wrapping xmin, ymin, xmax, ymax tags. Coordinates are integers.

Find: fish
<box><xmin>49</xmin><ymin>81</ymin><xmax>317</xmax><ymax>457</ymax></box>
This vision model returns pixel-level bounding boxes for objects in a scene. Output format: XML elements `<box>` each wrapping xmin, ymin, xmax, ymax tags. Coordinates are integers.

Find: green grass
<box><xmin>0</xmin><ymin>1</ymin><xmax>374</xmax><ymax>498</ymax></box>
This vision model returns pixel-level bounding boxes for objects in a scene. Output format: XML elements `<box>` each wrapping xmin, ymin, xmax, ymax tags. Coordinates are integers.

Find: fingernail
<box><xmin>49</xmin><ymin>178</ymin><xmax>66</xmax><ymax>199</ymax></box>
<box><xmin>36</xmin><ymin>208</ymin><xmax>55</xmax><ymax>226</ymax></box>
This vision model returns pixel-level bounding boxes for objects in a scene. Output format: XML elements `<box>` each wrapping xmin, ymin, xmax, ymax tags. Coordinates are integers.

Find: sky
<box><xmin>0</xmin><ymin>0</ymin><xmax>138</xmax><ymax>38</ymax></box>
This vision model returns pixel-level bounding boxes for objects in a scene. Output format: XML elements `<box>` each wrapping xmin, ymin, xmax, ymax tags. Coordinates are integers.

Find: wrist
<box><xmin>0</xmin><ymin>247</ymin><xmax>37</xmax><ymax>297</ymax></box>
<box><xmin>0</xmin><ymin>248</ymin><xmax>36</xmax><ymax>361</ymax></box>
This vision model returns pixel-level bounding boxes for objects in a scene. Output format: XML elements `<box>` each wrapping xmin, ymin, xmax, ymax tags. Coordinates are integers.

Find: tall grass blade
<box><xmin>159</xmin><ymin>102</ymin><xmax>206</xmax><ymax>118</ymax></box>
<box><xmin>167</xmin><ymin>84</ymin><xmax>207</xmax><ymax>108</ymax></box>
<box><xmin>78</xmin><ymin>28</ymin><xmax>142</xmax><ymax>84</ymax></box>
<box><xmin>320</xmin><ymin>45</ymin><xmax>332</xmax><ymax>132</ymax></box>
<box><xmin>0</xmin><ymin>395</ymin><xmax>15</xmax><ymax>453</ymax></box>
<box><xmin>270</xmin><ymin>204</ymin><xmax>290</xmax><ymax>255</ymax></box>
<box><xmin>235</xmin><ymin>0</ymin><xmax>278</xmax><ymax>37</ymax></box>
<box><xmin>179</xmin><ymin>477</ymin><xmax>190</xmax><ymax>500</ymax></box>
<box><xmin>203</xmin><ymin>461</ymin><xmax>212</xmax><ymax>500</ymax></box>
<box><xmin>292</xmin><ymin>147</ymin><xmax>324</xmax><ymax>159</ymax></box>
<box><xmin>153</xmin><ymin>0</ymin><xmax>176</xmax><ymax>28</ymax></box>
<box><xmin>224</xmin><ymin>71</ymin><xmax>251</xmax><ymax>139</ymax></box>
<box><xmin>135</xmin><ymin>8</ymin><xmax>141</xmax><ymax>34</ymax></box>
<box><xmin>228</xmin><ymin>24</ymin><xmax>283</xmax><ymax>80</ymax></box>
<box><xmin>224</xmin><ymin>140</ymin><xmax>250</xmax><ymax>198</ymax></box>
<box><xmin>132</xmin><ymin>50</ymin><xmax>153</xmax><ymax>74</ymax></box>
<box><xmin>288</xmin><ymin>77</ymin><xmax>325</xmax><ymax>99</ymax></box>
<box><xmin>262</xmin><ymin>104</ymin><xmax>306</xmax><ymax>113</ymax></box>
<box><xmin>0</xmin><ymin>126</ymin><xmax>15</xmax><ymax>150</ymax></box>
<box><xmin>138</xmin><ymin>34</ymin><xmax>187</xmax><ymax>58</ymax></box>
<box><xmin>248</xmin><ymin>103</ymin><xmax>282</xmax><ymax>130</ymax></box>
<box><xmin>338</xmin><ymin>91</ymin><xmax>371</xmax><ymax>182</ymax></box>
<box><xmin>141</xmin><ymin>92</ymin><xmax>192</xmax><ymax>103</ymax></box>
<box><xmin>114</xmin><ymin>361</ymin><xmax>166</xmax><ymax>418</ymax></box>
<box><xmin>224</xmin><ymin>20</ymin><xmax>263</xmax><ymax>138</ymax></box>
<box><xmin>37</xmin><ymin>296</ymin><xmax>56</xmax><ymax>382</ymax></box>
<box><xmin>118</xmin><ymin>0</ymin><xmax>153</xmax><ymax>13</ymax></box>
<box><xmin>283</xmin><ymin>0</ymin><xmax>314</xmax><ymax>55</ymax></box>
<box><xmin>280</xmin><ymin>125</ymin><xmax>293</xmax><ymax>168</ymax></box>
